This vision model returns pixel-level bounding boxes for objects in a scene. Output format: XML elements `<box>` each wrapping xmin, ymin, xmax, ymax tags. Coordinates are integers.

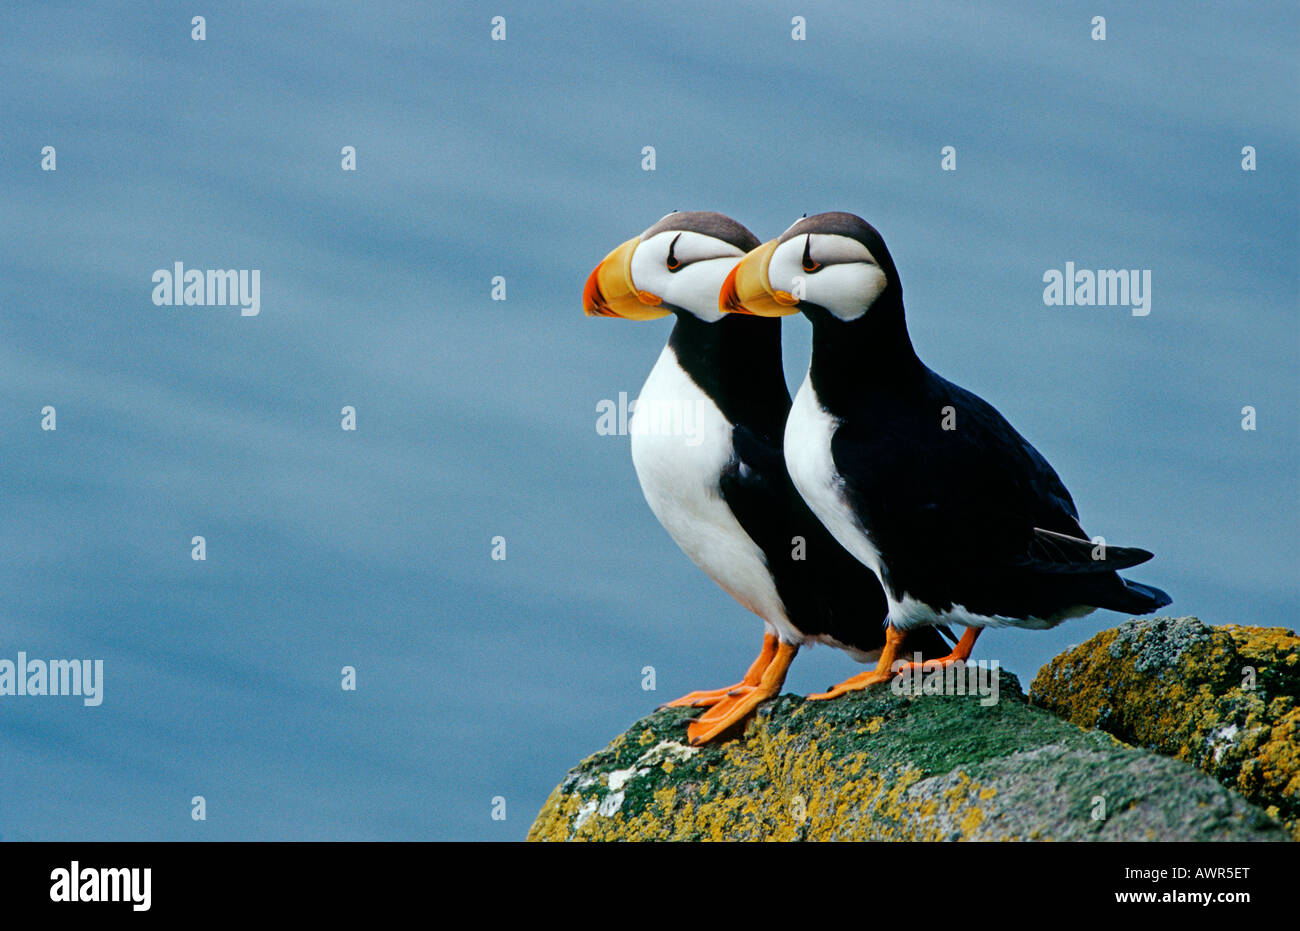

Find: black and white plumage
<box><xmin>721</xmin><ymin>212</ymin><xmax>1171</xmax><ymax>659</ymax></box>
<box><xmin>584</xmin><ymin>211</ymin><xmax>951</xmax><ymax>740</ymax></box>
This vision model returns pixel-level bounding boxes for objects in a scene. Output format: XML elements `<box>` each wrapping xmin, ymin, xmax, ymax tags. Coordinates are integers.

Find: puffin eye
<box><xmin>801</xmin><ymin>235</ymin><xmax>821</xmax><ymax>273</ymax></box>
<box><xmin>666</xmin><ymin>233</ymin><xmax>684</xmax><ymax>272</ymax></box>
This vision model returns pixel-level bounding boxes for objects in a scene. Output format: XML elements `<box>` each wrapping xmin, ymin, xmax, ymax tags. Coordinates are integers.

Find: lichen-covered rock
<box><xmin>529</xmin><ymin>668</ymin><xmax>1286</xmax><ymax>841</ymax></box>
<box><xmin>1031</xmin><ymin>617</ymin><xmax>1300</xmax><ymax>839</ymax></box>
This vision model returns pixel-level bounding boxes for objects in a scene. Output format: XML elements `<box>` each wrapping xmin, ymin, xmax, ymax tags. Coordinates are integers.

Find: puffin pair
<box><xmin>583</xmin><ymin>213</ymin><xmax>953</xmax><ymax>745</ymax></box>
<box><xmin>584</xmin><ymin>211</ymin><xmax>1170</xmax><ymax>743</ymax></box>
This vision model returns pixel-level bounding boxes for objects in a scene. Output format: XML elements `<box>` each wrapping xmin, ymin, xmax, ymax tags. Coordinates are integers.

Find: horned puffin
<box><xmin>583</xmin><ymin>211</ymin><xmax>951</xmax><ymax>741</ymax></box>
<box><xmin>719</xmin><ymin>211</ymin><xmax>1172</xmax><ymax>697</ymax></box>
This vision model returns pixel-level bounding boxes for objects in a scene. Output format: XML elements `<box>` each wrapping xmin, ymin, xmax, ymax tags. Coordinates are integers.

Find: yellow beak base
<box><xmin>718</xmin><ymin>239</ymin><xmax>799</xmax><ymax>317</ymax></box>
<box><xmin>583</xmin><ymin>237</ymin><xmax>670</xmax><ymax>320</ymax></box>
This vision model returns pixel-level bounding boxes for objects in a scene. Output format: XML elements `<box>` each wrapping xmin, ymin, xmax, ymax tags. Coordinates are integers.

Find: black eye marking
<box><xmin>801</xmin><ymin>234</ymin><xmax>821</xmax><ymax>273</ymax></box>
<box><xmin>666</xmin><ymin>233</ymin><xmax>684</xmax><ymax>272</ymax></box>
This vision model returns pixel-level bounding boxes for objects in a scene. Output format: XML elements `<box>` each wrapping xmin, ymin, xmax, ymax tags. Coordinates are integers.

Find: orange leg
<box><xmin>892</xmin><ymin>627</ymin><xmax>981</xmax><ymax>675</ymax></box>
<box><xmin>685</xmin><ymin>640</ymin><xmax>798</xmax><ymax>746</ymax></box>
<box><xmin>662</xmin><ymin>633</ymin><xmax>777</xmax><ymax>709</ymax></box>
<box><xmin>806</xmin><ymin>625</ymin><xmax>908</xmax><ymax>700</ymax></box>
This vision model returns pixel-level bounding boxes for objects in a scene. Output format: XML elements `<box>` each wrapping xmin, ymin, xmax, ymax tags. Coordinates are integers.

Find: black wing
<box><xmin>832</xmin><ymin>372</ymin><xmax>1165</xmax><ymax>619</ymax></box>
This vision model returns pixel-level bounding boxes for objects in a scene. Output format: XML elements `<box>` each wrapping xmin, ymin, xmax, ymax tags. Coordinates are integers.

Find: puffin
<box><xmin>583</xmin><ymin>211</ymin><xmax>952</xmax><ymax>742</ymax></box>
<box><xmin>719</xmin><ymin>211</ymin><xmax>1172</xmax><ymax>697</ymax></box>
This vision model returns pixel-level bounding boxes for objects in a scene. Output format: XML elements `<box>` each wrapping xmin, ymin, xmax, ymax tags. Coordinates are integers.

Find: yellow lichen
<box><xmin>959</xmin><ymin>804</ymin><xmax>984</xmax><ymax>836</ymax></box>
<box><xmin>1031</xmin><ymin>621</ymin><xmax>1299</xmax><ymax>840</ymax></box>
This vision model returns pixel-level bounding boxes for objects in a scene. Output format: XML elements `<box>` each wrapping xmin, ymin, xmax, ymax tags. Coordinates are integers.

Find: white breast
<box><xmin>630</xmin><ymin>345</ymin><xmax>799</xmax><ymax>642</ymax></box>
<box><xmin>784</xmin><ymin>372</ymin><xmax>887</xmax><ymax>581</ymax></box>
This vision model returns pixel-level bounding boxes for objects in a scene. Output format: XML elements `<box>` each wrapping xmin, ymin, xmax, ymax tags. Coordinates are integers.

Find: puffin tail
<box><xmin>1098</xmin><ymin>577</ymin><xmax>1172</xmax><ymax>615</ymax></box>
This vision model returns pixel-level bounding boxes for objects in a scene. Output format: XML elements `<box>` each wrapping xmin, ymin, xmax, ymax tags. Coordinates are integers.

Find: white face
<box><xmin>629</xmin><ymin>229</ymin><xmax>747</xmax><ymax>323</ymax></box>
<box><xmin>766</xmin><ymin>232</ymin><xmax>888</xmax><ymax>321</ymax></box>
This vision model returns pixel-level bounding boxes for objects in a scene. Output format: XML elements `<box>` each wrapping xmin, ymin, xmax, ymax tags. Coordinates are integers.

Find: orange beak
<box><xmin>719</xmin><ymin>263</ymin><xmax>754</xmax><ymax>314</ymax></box>
<box><xmin>582</xmin><ymin>237</ymin><xmax>670</xmax><ymax>320</ymax></box>
<box><xmin>583</xmin><ymin>264</ymin><xmax>616</xmax><ymax>317</ymax></box>
<box><xmin>717</xmin><ymin>238</ymin><xmax>800</xmax><ymax>317</ymax></box>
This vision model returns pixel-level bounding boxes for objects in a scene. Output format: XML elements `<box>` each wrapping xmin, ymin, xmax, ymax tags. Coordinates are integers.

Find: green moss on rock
<box><xmin>1030</xmin><ymin>616</ymin><xmax>1300</xmax><ymax>839</ymax></box>
<box><xmin>529</xmin><ymin>666</ymin><xmax>1286</xmax><ymax>842</ymax></box>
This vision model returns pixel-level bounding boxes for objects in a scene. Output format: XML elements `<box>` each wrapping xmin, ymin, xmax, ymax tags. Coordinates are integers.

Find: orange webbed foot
<box><xmin>806</xmin><ymin>626</ymin><xmax>983</xmax><ymax>700</ymax></box>
<box><xmin>806</xmin><ymin>625</ymin><xmax>907</xmax><ymax>701</ymax></box>
<box><xmin>685</xmin><ymin>640</ymin><xmax>797</xmax><ymax>746</ymax></box>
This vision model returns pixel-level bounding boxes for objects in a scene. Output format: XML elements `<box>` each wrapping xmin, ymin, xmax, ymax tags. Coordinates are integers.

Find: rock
<box><xmin>1031</xmin><ymin>616</ymin><xmax>1299</xmax><ymax>839</ymax></box>
<box><xmin>529</xmin><ymin>663</ymin><xmax>1287</xmax><ymax>841</ymax></box>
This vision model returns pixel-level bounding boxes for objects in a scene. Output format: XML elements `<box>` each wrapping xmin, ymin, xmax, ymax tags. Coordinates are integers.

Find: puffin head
<box><xmin>584</xmin><ymin>212</ymin><xmax>761</xmax><ymax>323</ymax></box>
<box><xmin>719</xmin><ymin>212</ymin><xmax>899</xmax><ymax>323</ymax></box>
